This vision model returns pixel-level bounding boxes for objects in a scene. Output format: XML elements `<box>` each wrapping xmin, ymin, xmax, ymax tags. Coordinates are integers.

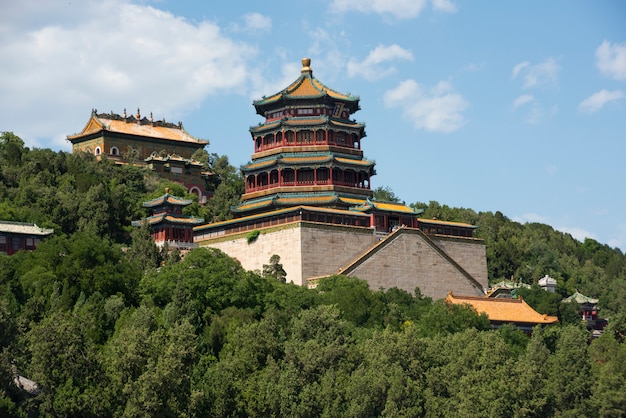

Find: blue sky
<box><xmin>1</xmin><ymin>0</ymin><xmax>625</xmax><ymax>250</ymax></box>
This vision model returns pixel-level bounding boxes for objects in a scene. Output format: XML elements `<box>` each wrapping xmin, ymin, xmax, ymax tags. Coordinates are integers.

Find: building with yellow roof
<box><xmin>445</xmin><ymin>292</ymin><xmax>558</xmax><ymax>332</ymax></box>
<box><xmin>67</xmin><ymin>109</ymin><xmax>210</xmax><ymax>201</ymax></box>
<box><xmin>193</xmin><ymin>58</ymin><xmax>489</xmax><ymax>297</ymax></box>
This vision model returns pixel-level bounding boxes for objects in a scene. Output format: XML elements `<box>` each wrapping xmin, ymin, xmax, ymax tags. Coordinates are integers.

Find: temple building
<box><xmin>68</xmin><ymin>109</ymin><xmax>210</xmax><ymax>201</ymax></box>
<box><xmin>133</xmin><ymin>189</ymin><xmax>204</xmax><ymax>251</ymax></box>
<box><xmin>446</xmin><ymin>292</ymin><xmax>559</xmax><ymax>333</ymax></box>
<box><xmin>0</xmin><ymin>221</ymin><xmax>54</xmax><ymax>256</ymax></box>
<box><xmin>194</xmin><ymin>58</ymin><xmax>489</xmax><ymax>299</ymax></box>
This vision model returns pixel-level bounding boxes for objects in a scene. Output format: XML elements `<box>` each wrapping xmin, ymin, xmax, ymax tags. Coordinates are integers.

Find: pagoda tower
<box><xmin>234</xmin><ymin>58</ymin><xmax>375</xmax><ymax>215</ymax></box>
<box><xmin>195</xmin><ymin>58</ymin><xmax>488</xmax><ymax>296</ymax></box>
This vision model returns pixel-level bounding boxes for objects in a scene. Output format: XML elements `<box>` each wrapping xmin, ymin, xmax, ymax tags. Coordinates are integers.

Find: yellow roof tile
<box><xmin>68</xmin><ymin>114</ymin><xmax>208</xmax><ymax>145</ymax></box>
<box><xmin>418</xmin><ymin>218</ymin><xmax>476</xmax><ymax>228</ymax></box>
<box><xmin>446</xmin><ymin>293</ymin><xmax>559</xmax><ymax>324</ymax></box>
<box><xmin>374</xmin><ymin>202</ymin><xmax>415</xmax><ymax>213</ymax></box>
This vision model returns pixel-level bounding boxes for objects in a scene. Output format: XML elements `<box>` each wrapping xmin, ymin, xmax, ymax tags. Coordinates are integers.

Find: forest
<box><xmin>1</xmin><ymin>131</ymin><xmax>626</xmax><ymax>417</ymax></box>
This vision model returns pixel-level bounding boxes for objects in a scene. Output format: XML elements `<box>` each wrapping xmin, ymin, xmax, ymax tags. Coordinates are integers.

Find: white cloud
<box><xmin>526</xmin><ymin>103</ymin><xmax>558</xmax><ymax>125</ymax></box>
<box><xmin>330</xmin><ymin>0</ymin><xmax>450</xmax><ymax>20</ymax></box>
<box><xmin>555</xmin><ymin>226</ymin><xmax>595</xmax><ymax>243</ymax></box>
<box><xmin>432</xmin><ymin>0</ymin><xmax>457</xmax><ymax>13</ymax></box>
<box><xmin>579</xmin><ymin>89</ymin><xmax>625</xmax><ymax>113</ymax></box>
<box><xmin>596</xmin><ymin>40</ymin><xmax>626</xmax><ymax>81</ymax></box>
<box><xmin>0</xmin><ymin>0</ymin><xmax>255</xmax><ymax>150</ymax></box>
<box><xmin>513</xmin><ymin>213</ymin><xmax>549</xmax><ymax>224</ymax></box>
<box><xmin>384</xmin><ymin>80</ymin><xmax>468</xmax><ymax>133</ymax></box>
<box><xmin>511</xmin><ymin>57</ymin><xmax>560</xmax><ymax>89</ymax></box>
<box><xmin>347</xmin><ymin>44</ymin><xmax>414</xmax><ymax>81</ymax></box>
<box><xmin>513</xmin><ymin>213</ymin><xmax>595</xmax><ymax>243</ymax></box>
<box><xmin>231</xmin><ymin>12</ymin><xmax>272</xmax><ymax>33</ymax></box>
<box><xmin>512</xmin><ymin>94</ymin><xmax>534</xmax><ymax>109</ymax></box>
<box><xmin>511</xmin><ymin>61</ymin><xmax>529</xmax><ymax>79</ymax></box>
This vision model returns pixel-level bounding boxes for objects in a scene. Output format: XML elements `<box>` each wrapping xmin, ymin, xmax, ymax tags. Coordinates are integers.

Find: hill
<box><xmin>1</xmin><ymin>131</ymin><xmax>626</xmax><ymax>416</ymax></box>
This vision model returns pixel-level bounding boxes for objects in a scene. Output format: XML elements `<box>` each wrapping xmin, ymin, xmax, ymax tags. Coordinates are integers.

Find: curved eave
<box><xmin>142</xmin><ymin>194</ymin><xmax>194</xmax><ymax>208</ymax></box>
<box><xmin>196</xmin><ymin>205</ymin><xmax>370</xmax><ymax>232</ymax></box>
<box><xmin>133</xmin><ymin>214</ymin><xmax>204</xmax><ymax>226</ymax></box>
<box><xmin>417</xmin><ymin>218</ymin><xmax>478</xmax><ymax>229</ymax></box>
<box><xmin>242</xmin><ymin>154</ymin><xmax>374</xmax><ymax>174</ymax></box>
<box><xmin>250</xmin><ymin>116</ymin><xmax>365</xmax><ymax>135</ymax></box>
<box><xmin>253</xmin><ymin>73</ymin><xmax>360</xmax><ymax>115</ymax></box>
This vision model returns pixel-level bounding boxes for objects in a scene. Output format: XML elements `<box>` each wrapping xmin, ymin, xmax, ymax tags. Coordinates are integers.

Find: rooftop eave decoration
<box><xmin>249</xmin><ymin>116</ymin><xmax>365</xmax><ymax>134</ymax></box>
<box><xmin>252</xmin><ymin>58</ymin><xmax>360</xmax><ymax>115</ymax></box>
<box><xmin>67</xmin><ymin>108</ymin><xmax>208</xmax><ymax>145</ymax></box>
<box><xmin>142</xmin><ymin>188</ymin><xmax>194</xmax><ymax>208</ymax></box>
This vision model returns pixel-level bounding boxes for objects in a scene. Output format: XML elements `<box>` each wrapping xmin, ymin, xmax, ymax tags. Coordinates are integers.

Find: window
<box><xmin>110</xmin><ymin>146</ymin><xmax>119</xmax><ymax>155</ymax></box>
<box><xmin>94</xmin><ymin>146</ymin><xmax>102</xmax><ymax>155</ymax></box>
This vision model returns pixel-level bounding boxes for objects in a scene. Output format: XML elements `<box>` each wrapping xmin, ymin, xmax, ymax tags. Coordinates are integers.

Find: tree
<box><xmin>373</xmin><ymin>185</ymin><xmax>402</xmax><ymax>203</ymax></box>
<box><xmin>262</xmin><ymin>254</ymin><xmax>286</xmax><ymax>283</ymax></box>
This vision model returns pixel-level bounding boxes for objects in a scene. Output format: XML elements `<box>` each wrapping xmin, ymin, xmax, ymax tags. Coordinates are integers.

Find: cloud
<box><xmin>0</xmin><ymin>0</ymin><xmax>255</xmax><ymax>150</ymax></box>
<box><xmin>512</xmin><ymin>94</ymin><xmax>534</xmax><ymax>109</ymax></box>
<box><xmin>526</xmin><ymin>103</ymin><xmax>558</xmax><ymax>125</ymax></box>
<box><xmin>596</xmin><ymin>40</ymin><xmax>626</xmax><ymax>81</ymax></box>
<box><xmin>431</xmin><ymin>0</ymin><xmax>458</xmax><ymax>13</ymax></box>
<box><xmin>556</xmin><ymin>226</ymin><xmax>596</xmax><ymax>243</ymax></box>
<box><xmin>231</xmin><ymin>12</ymin><xmax>272</xmax><ymax>33</ymax></box>
<box><xmin>579</xmin><ymin>89</ymin><xmax>625</xmax><ymax>113</ymax></box>
<box><xmin>347</xmin><ymin>44</ymin><xmax>414</xmax><ymax>80</ymax></box>
<box><xmin>384</xmin><ymin>80</ymin><xmax>468</xmax><ymax>133</ymax></box>
<box><xmin>511</xmin><ymin>57</ymin><xmax>560</xmax><ymax>89</ymax></box>
<box><xmin>329</xmin><ymin>0</ymin><xmax>455</xmax><ymax>20</ymax></box>
<box><xmin>514</xmin><ymin>213</ymin><xmax>595</xmax><ymax>243</ymax></box>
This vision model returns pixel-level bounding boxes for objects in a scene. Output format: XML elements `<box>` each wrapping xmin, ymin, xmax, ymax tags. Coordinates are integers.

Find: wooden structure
<box><xmin>67</xmin><ymin>109</ymin><xmax>209</xmax><ymax>201</ymax></box>
<box><xmin>133</xmin><ymin>189</ymin><xmax>204</xmax><ymax>251</ymax></box>
<box><xmin>0</xmin><ymin>221</ymin><xmax>53</xmax><ymax>256</ymax></box>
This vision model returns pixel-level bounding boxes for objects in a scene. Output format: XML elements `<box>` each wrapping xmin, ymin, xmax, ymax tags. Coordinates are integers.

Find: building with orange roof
<box><xmin>445</xmin><ymin>292</ymin><xmax>558</xmax><ymax>332</ymax></box>
<box><xmin>193</xmin><ymin>58</ymin><xmax>489</xmax><ymax>297</ymax></box>
<box><xmin>67</xmin><ymin>109</ymin><xmax>210</xmax><ymax>201</ymax></box>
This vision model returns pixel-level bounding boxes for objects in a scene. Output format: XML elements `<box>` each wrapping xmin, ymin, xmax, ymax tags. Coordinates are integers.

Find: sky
<box><xmin>1</xmin><ymin>0</ymin><xmax>625</xmax><ymax>250</ymax></box>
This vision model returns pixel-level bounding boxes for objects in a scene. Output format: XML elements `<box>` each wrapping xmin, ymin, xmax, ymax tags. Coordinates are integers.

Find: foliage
<box><xmin>262</xmin><ymin>254</ymin><xmax>287</xmax><ymax>283</ymax></box>
<box><xmin>3</xmin><ymin>133</ymin><xmax>626</xmax><ymax>416</ymax></box>
<box><xmin>246</xmin><ymin>229</ymin><xmax>259</xmax><ymax>244</ymax></box>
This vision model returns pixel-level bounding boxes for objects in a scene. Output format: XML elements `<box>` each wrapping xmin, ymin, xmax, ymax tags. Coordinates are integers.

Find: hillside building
<box><xmin>194</xmin><ymin>58</ymin><xmax>489</xmax><ymax>299</ymax></box>
<box><xmin>67</xmin><ymin>109</ymin><xmax>210</xmax><ymax>201</ymax></box>
<box><xmin>0</xmin><ymin>221</ymin><xmax>54</xmax><ymax>256</ymax></box>
<box><xmin>133</xmin><ymin>189</ymin><xmax>204</xmax><ymax>251</ymax></box>
<box><xmin>446</xmin><ymin>292</ymin><xmax>559</xmax><ymax>332</ymax></box>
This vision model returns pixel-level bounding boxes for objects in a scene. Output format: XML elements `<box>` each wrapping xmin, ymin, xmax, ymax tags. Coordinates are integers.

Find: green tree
<box><xmin>262</xmin><ymin>254</ymin><xmax>287</xmax><ymax>283</ymax></box>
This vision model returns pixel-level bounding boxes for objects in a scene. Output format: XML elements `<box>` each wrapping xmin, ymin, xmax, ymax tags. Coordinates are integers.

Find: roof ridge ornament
<box><xmin>301</xmin><ymin>57</ymin><xmax>312</xmax><ymax>74</ymax></box>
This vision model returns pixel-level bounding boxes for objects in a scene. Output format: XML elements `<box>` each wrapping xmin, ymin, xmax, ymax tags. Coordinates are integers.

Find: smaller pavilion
<box><xmin>133</xmin><ymin>189</ymin><xmax>204</xmax><ymax>251</ymax></box>
<box><xmin>446</xmin><ymin>292</ymin><xmax>559</xmax><ymax>333</ymax></box>
<box><xmin>562</xmin><ymin>291</ymin><xmax>601</xmax><ymax>326</ymax></box>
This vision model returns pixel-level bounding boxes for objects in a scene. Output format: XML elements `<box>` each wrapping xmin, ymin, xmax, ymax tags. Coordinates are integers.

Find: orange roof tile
<box><xmin>446</xmin><ymin>293</ymin><xmax>559</xmax><ymax>324</ymax></box>
<box><xmin>418</xmin><ymin>218</ymin><xmax>477</xmax><ymax>228</ymax></box>
<box><xmin>68</xmin><ymin>113</ymin><xmax>208</xmax><ymax>145</ymax></box>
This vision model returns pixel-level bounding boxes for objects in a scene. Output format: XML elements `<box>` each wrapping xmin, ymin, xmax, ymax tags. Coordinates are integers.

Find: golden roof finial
<box><xmin>301</xmin><ymin>57</ymin><xmax>312</xmax><ymax>74</ymax></box>
<box><xmin>136</xmin><ymin>108</ymin><xmax>141</xmax><ymax>119</ymax></box>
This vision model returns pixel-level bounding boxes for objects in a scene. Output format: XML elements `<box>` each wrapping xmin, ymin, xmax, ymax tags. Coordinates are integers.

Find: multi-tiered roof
<box><xmin>234</xmin><ymin>58</ymin><xmax>376</xmax><ymax>215</ymax></box>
